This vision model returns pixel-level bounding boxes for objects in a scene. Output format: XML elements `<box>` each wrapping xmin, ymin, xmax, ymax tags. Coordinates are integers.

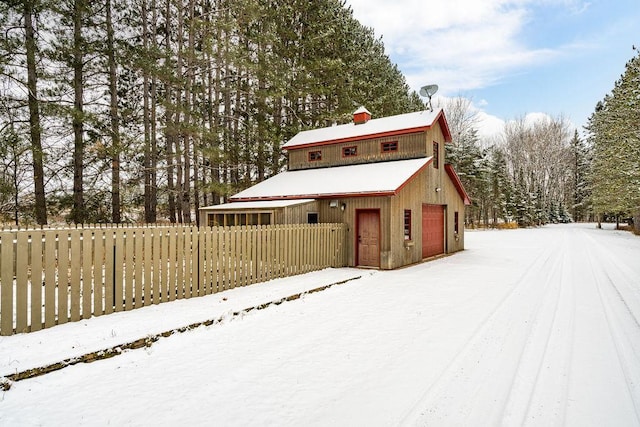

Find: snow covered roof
<box><xmin>201</xmin><ymin>199</ymin><xmax>315</xmax><ymax>211</ymax></box>
<box><xmin>353</xmin><ymin>106</ymin><xmax>371</xmax><ymax>115</ymax></box>
<box><xmin>282</xmin><ymin>108</ymin><xmax>451</xmax><ymax>150</ymax></box>
<box><xmin>229</xmin><ymin>157</ymin><xmax>433</xmax><ymax>201</ymax></box>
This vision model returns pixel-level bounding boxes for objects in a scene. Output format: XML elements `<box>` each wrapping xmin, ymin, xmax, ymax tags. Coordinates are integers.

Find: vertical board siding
<box><xmin>0</xmin><ymin>223</ymin><xmax>347</xmax><ymax>335</ymax></box>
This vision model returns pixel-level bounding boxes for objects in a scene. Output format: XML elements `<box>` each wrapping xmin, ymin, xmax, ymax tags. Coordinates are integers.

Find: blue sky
<box><xmin>345</xmin><ymin>0</ymin><xmax>640</xmax><ymax>138</ymax></box>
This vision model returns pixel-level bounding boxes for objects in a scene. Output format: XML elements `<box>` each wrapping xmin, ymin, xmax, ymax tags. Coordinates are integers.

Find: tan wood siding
<box><xmin>287</xmin><ymin>132</ymin><xmax>427</xmax><ymax>170</ymax></box>
<box><xmin>316</xmin><ymin>196</ymin><xmax>391</xmax><ymax>268</ymax></box>
<box><xmin>389</xmin><ymin>167</ymin><xmax>427</xmax><ymax>268</ymax></box>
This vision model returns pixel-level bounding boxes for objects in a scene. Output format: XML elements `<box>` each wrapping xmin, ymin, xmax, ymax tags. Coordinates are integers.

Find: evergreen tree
<box><xmin>587</xmin><ymin>49</ymin><xmax>640</xmax><ymax>229</ymax></box>
<box><xmin>567</xmin><ymin>130</ymin><xmax>591</xmax><ymax>222</ymax></box>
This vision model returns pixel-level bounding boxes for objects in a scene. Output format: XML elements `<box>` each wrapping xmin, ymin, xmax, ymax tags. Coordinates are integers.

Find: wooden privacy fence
<box><xmin>0</xmin><ymin>223</ymin><xmax>347</xmax><ymax>336</ymax></box>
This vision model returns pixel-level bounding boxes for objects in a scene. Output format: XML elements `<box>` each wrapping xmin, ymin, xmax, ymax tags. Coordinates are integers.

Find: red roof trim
<box><xmin>435</xmin><ymin>110</ymin><xmax>453</xmax><ymax>143</ymax></box>
<box><xmin>395</xmin><ymin>157</ymin><xmax>433</xmax><ymax>194</ymax></box>
<box><xmin>283</xmin><ymin>127</ymin><xmax>429</xmax><ymax>151</ymax></box>
<box><xmin>445</xmin><ymin>164</ymin><xmax>471</xmax><ymax>205</ymax></box>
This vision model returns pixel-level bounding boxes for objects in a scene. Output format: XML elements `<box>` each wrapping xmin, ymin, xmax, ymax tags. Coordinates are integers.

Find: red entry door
<box><xmin>422</xmin><ymin>204</ymin><xmax>444</xmax><ymax>258</ymax></box>
<box><xmin>357</xmin><ymin>210</ymin><xmax>380</xmax><ymax>267</ymax></box>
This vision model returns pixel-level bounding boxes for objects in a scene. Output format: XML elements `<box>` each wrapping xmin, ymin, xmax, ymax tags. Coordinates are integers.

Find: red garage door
<box><xmin>422</xmin><ymin>204</ymin><xmax>444</xmax><ymax>258</ymax></box>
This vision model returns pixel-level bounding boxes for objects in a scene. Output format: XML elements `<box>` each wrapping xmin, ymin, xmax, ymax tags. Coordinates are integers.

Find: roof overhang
<box><xmin>228</xmin><ymin>157</ymin><xmax>433</xmax><ymax>202</ymax></box>
<box><xmin>200</xmin><ymin>199</ymin><xmax>315</xmax><ymax>211</ymax></box>
<box><xmin>435</xmin><ymin>109</ymin><xmax>453</xmax><ymax>143</ymax></box>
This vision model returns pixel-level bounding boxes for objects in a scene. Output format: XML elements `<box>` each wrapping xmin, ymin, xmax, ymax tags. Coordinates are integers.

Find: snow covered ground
<box><xmin>1</xmin><ymin>223</ymin><xmax>639</xmax><ymax>426</ymax></box>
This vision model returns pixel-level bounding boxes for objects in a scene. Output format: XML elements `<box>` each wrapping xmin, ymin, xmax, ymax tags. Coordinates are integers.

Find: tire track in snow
<box><xmin>581</xmin><ymin>230</ymin><xmax>640</xmax><ymax>328</ymax></box>
<box><xmin>583</xmin><ymin>230</ymin><xmax>640</xmax><ymax>425</ymax></box>
<box><xmin>501</xmin><ymin>229</ymin><xmax>576</xmax><ymax>426</ymax></box>
<box><xmin>400</xmin><ymin>231</ymin><xmax>568</xmax><ymax>426</ymax></box>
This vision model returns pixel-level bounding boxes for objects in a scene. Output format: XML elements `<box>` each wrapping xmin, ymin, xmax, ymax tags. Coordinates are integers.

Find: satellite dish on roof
<box><xmin>419</xmin><ymin>84</ymin><xmax>438</xmax><ymax>111</ymax></box>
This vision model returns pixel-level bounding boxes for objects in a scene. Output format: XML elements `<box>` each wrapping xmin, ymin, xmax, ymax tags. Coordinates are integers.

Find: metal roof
<box><xmin>229</xmin><ymin>157</ymin><xmax>432</xmax><ymax>201</ymax></box>
<box><xmin>282</xmin><ymin>108</ymin><xmax>450</xmax><ymax>149</ymax></box>
<box><xmin>200</xmin><ymin>199</ymin><xmax>315</xmax><ymax>211</ymax></box>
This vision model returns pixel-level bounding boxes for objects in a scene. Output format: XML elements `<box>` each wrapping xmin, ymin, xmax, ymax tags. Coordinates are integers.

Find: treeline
<box><xmin>445</xmin><ymin>48</ymin><xmax>639</xmax><ymax>230</ymax></box>
<box><xmin>0</xmin><ymin>0</ymin><xmax>423</xmax><ymax>225</ymax></box>
<box><xmin>443</xmin><ymin>98</ymin><xmax>589</xmax><ymax>228</ymax></box>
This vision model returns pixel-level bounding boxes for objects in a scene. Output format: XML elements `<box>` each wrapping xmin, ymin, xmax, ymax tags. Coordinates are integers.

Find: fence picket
<box><xmin>69</xmin><ymin>230</ymin><xmax>81</xmax><ymax>321</ymax></box>
<box><xmin>250</xmin><ymin>226</ymin><xmax>258</xmax><ymax>284</ymax></box>
<box><xmin>82</xmin><ymin>230</ymin><xmax>93</xmax><ymax>319</ymax></box>
<box><xmin>58</xmin><ymin>231</ymin><xmax>70</xmax><ymax>323</ymax></box>
<box><xmin>16</xmin><ymin>233</ymin><xmax>29</xmax><ymax>333</ymax></box>
<box><xmin>152</xmin><ymin>228</ymin><xmax>160</xmax><ymax>305</ymax></box>
<box><xmin>134</xmin><ymin>229</ymin><xmax>143</xmax><ymax>309</ymax></box>
<box><xmin>202</xmin><ymin>228</ymin><xmax>210</xmax><ymax>293</ymax></box>
<box><xmin>160</xmin><ymin>229</ymin><xmax>169</xmax><ymax>302</ymax></box>
<box><xmin>229</xmin><ymin>227</ymin><xmax>237</xmax><ymax>289</ymax></box>
<box><xmin>104</xmin><ymin>230</ymin><xmax>115</xmax><ymax>314</ymax></box>
<box><xmin>0</xmin><ymin>232</ymin><xmax>14</xmax><ymax>335</ymax></box>
<box><xmin>114</xmin><ymin>229</ymin><xmax>125</xmax><ymax>312</ymax></box>
<box><xmin>169</xmin><ymin>228</ymin><xmax>177</xmax><ymax>301</ymax></box>
<box><xmin>182</xmin><ymin>227</ymin><xmax>190</xmax><ymax>298</ymax></box>
<box><xmin>143</xmin><ymin>230</ymin><xmax>152</xmax><ymax>306</ymax></box>
<box><xmin>43</xmin><ymin>230</ymin><xmax>57</xmax><ymax>328</ymax></box>
<box><xmin>93</xmin><ymin>230</ymin><xmax>104</xmax><ymax>316</ymax></box>
<box><xmin>124</xmin><ymin>229</ymin><xmax>134</xmax><ymax>311</ymax></box>
<box><xmin>241</xmin><ymin>226</ymin><xmax>248</xmax><ymax>286</ymax></box>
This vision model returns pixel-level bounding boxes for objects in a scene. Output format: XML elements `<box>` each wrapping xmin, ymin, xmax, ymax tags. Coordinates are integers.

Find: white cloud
<box><xmin>346</xmin><ymin>0</ymin><xmax>569</xmax><ymax>94</ymax></box>
<box><xmin>475</xmin><ymin>111</ymin><xmax>506</xmax><ymax>140</ymax></box>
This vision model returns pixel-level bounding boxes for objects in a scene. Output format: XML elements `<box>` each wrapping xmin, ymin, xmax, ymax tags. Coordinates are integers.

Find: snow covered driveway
<box><xmin>1</xmin><ymin>224</ymin><xmax>639</xmax><ymax>426</ymax></box>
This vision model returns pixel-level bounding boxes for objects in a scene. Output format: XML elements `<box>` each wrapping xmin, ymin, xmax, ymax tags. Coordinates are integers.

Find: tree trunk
<box><xmin>71</xmin><ymin>0</ymin><xmax>85</xmax><ymax>224</ymax></box>
<box><xmin>142</xmin><ymin>0</ymin><xmax>152</xmax><ymax>223</ymax></box>
<box><xmin>106</xmin><ymin>0</ymin><xmax>121</xmax><ymax>223</ymax></box>
<box><xmin>24</xmin><ymin>0</ymin><xmax>47</xmax><ymax>225</ymax></box>
<box><xmin>165</xmin><ymin>0</ymin><xmax>176</xmax><ymax>223</ymax></box>
<box><xmin>149</xmin><ymin>0</ymin><xmax>158</xmax><ymax>222</ymax></box>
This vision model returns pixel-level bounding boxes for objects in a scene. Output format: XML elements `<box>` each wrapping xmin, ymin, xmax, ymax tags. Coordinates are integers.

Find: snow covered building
<box><xmin>200</xmin><ymin>107</ymin><xmax>470</xmax><ymax>269</ymax></box>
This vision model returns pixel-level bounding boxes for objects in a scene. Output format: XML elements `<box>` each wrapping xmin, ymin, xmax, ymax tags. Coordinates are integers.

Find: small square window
<box><xmin>342</xmin><ymin>146</ymin><xmax>357</xmax><ymax>157</ymax></box>
<box><xmin>381</xmin><ymin>141</ymin><xmax>398</xmax><ymax>153</ymax></box>
<box><xmin>309</xmin><ymin>151</ymin><xmax>322</xmax><ymax>161</ymax></box>
<box><xmin>307</xmin><ymin>212</ymin><xmax>319</xmax><ymax>224</ymax></box>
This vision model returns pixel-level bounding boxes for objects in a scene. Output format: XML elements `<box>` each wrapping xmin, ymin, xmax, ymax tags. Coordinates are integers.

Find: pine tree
<box><xmin>567</xmin><ymin>130</ymin><xmax>590</xmax><ymax>222</ymax></box>
<box><xmin>587</xmin><ymin>49</ymin><xmax>640</xmax><ymax>229</ymax></box>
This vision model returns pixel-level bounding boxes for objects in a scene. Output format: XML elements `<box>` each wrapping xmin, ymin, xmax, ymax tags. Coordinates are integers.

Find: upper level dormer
<box><xmin>283</xmin><ymin>107</ymin><xmax>452</xmax><ymax>171</ymax></box>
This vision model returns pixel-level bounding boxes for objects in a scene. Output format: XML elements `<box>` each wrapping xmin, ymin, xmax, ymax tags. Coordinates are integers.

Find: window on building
<box><xmin>433</xmin><ymin>141</ymin><xmax>439</xmax><ymax>169</ymax></box>
<box><xmin>248</xmin><ymin>213</ymin><xmax>259</xmax><ymax>225</ymax></box>
<box><xmin>208</xmin><ymin>214</ymin><xmax>221</xmax><ymax>227</ymax></box>
<box><xmin>260</xmin><ymin>213</ymin><xmax>272</xmax><ymax>225</ymax></box>
<box><xmin>454</xmin><ymin>211</ymin><xmax>459</xmax><ymax>233</ymax></box>
<box><xmin>404</xmin><ymin>209</ymin><xmax>412</xmax><ymax>240</ymax></box>
<box><xmin>342</xmin><ymin>146</ymin><xmax>357</xmax><ymax>157</ymax></box>
<box><xmin>208</xmin><ymin>212</ymin><xmax>272</xmax><ymax>227</ymax></box>
<box><xmin>381</xmin><ymin>141</ymin><xmax>398</xmax><ymax>153</ymax></box>
<box><xmin>307</xmin><ymin>212</ymin><xmax>319</xmax><ymax>224</ymax></box>
<box><xmin>309</xmin><ymin>150</ymin><xmax>322</xmax><ymax>161</ymax></box>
